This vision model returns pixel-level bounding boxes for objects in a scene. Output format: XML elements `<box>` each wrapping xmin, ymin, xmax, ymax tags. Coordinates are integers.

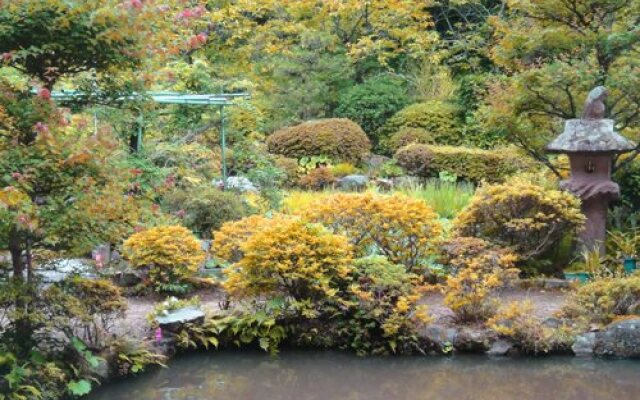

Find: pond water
<box><xmin>89</xmin><ymin>351</ymin><xmax>640</xmax><ymax>400</ymax></box>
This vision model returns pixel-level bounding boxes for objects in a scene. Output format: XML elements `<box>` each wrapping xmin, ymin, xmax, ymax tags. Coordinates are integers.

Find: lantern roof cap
<box><xmin>546</xmin><ymin>119</ymin><xmax>635</xmax><ymax>154</ymax></box>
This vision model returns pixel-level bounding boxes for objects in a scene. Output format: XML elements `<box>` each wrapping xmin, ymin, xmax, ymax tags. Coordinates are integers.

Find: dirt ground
<box><xmin>118</xmin><ymin>286</ymin><xmax>569</xmax><ymax>339</ymax></box>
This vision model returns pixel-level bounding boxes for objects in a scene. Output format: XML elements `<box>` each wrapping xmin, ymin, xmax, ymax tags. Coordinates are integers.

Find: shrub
<box><xmin>266</xmin><ymin>118</ymin><xmax>371</xmax><ymax>163</ymax></box>
<box><xmin>489</xmin><ymin>301</ymin><xmax>574</xmax><ymax>354</ymax></box>
<box><xmin>453</xmin><ymin>177</ymin><xmax>585</xmax><ymax>258</ymax></box>
<box><xmin>561</xmin><ymin>275</ymin><xmax>640</xmax><ymax>325</ymax></box>
<box><xmin>385</xmin><ymin>127</ymin><xmax>434</xmax><ymax>152</ymax></box>
<box><xmin>394</xmin><ymin>144</ymin><xmax>433</xmax><ymax>177</ymax></box>
<box><xmin>300</xmin><ymin>192</ymin><xmax>442</xmax><ymax>271</ymax></box>
<box><xmin>56</xmin><ymin>277</ymin><xmax>127</xmax><ymax>349</ymax></box>
<box><xmin>330</xmin><ymin>162</ymin><xmax>359</xmax><ymax>178</ymax></box>
<box><xmin>441</xmin><ymin>237</ymin><xmax>520</xmax><ymax>322</ymax></box>
<box><xmin>334</xmin><ymin>75</ymin><xmax>409</xmax><ymax>145</ymax></box>
<box><xmin>213</xmin><ymin>214</ymin><xmax>293</xmax><ymax>264</ymax></box>
<box><xmin>274</xmin><ymin>156</ymin><xmax>300</xmax><ymax>187</ymax></box>
<box><xmin>394</xmin><ymin>144</ymin><xmax>534</xmax><ymax>182</ymax></box>
<box><xmin>379</xmin><ymin>101</ymin><xmax>463</xmax><ymax>148</ymax></box>
<box><xmin>162</xmin><ymin>185</ymin><xmax>251</xmax><ymax>238</ymax></box>
<box><xmin>224</xmin><ymin>218</ymin><xmax>353</xmax><ymax>300</ymax></box>
<box><xmin>298</xmin><ymin>167</ymin><xmax>336</xmax><ymax>190</ymax></box>
<box><xmin>123</xmin><ymin>226</ymin><xmax>205</xmax><ymax>293</ymax></box>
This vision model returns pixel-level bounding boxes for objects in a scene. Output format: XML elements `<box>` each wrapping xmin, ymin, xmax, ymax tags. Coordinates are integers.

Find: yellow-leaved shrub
<box><xmin>224</xmin><ymin>218</ymin><xmax>353</xmax><ymax>300</ymax></box>
<box><xmin>123</xmin><ymin>226</ymin><xmax>205</xmax><ymax>293</ymax></box>
<box><xmin>441</xmin><ymin>237</ymin><xmax>519</xmax><ymax>322</ymax></box>
<box><xmin>489</xmin><ymin>301</ymin><xmax>574</xmax><ymax>354</ymax></box>
<box><xmin>213</xmin><ymin>213</ymin><xmax>293</xmax><ymax>264</ymax></box>
<box><xmin>453</xmin><ymin>177</ymin><xmax>585</xmax><ymax>258</ymax></box>
<box><xmin>299</xmin><ymin>192</ymin><xmax>442</xmax><ymax>271</ymax></box>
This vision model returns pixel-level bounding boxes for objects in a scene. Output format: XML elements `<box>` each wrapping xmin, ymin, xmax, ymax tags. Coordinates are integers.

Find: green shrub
<box><xmin>274</xmin><ymin>156</ymin><xmax>300</xmax><ymax>187</ymax></box>
<box><xmin>266</xmin><ymin>118</ymin><xmax>371</xmax><ymax>163</ymax></box>
<box><xmin>379</xmin><ymin>101</ymin><xmax>463</xmax><ymax>149</ymax></box>
<box><xmin>453</xmin><ymin>177</ymin><xmax>585</xmax><ymax>259</ymax></box>
<box><xmin>385</xmin><ymin>127</ymin><xmax>434</xmax><ymax>152</ymax></box>
<box><xmin>561</xmin><ymin>275</ymin><xmax>640</xmax><ymax>325</ymax></box>
<box><xmin>394</xmin><ymin>144</ymin><xmax>535</xmax><ymax>183</ymax></box>
<box><xmin>162</xmin><ymin>185</ymin><xmax>251</xmax><ymax>238</ymax></box>
<box><xmin>335</xmin><ymin>75</ymin><xmax>409</xmax><ymax>145</ymax></box>
<box><xmin>330</xmin><ymin>162</ymin><xmax>359</xmax><ymax>178</ymax></box>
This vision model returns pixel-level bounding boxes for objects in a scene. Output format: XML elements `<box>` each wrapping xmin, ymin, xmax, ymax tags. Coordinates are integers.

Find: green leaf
<box><xmin>259</xmin><ymin>337</ymin><xmax>270</xmax><ymax>352</ymax></box>
<box><xmin>67</xmin><ymin>379</ymin><xmax>92</xmax><ymax>396</ymax></box>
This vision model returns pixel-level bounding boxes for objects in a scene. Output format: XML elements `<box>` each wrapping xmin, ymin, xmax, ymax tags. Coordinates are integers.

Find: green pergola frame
<box><xmin>47</xmin><ymin>90</ymin><xmax>250</xmax><ymax>187</ymax></box>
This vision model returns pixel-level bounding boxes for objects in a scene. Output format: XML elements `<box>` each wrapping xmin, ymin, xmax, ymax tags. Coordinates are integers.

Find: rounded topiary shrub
<box><xmin>162</xmin><ymin>185</ymin><xmax>251</xmax><ymax>238</ymax></box>
<box><xmin>394</xmin><ymin>143</ymin><xmax>434</xmax><ymax>177</ymax></box>
<box><xmin>453</xmin><ymin>177</ymin><xmax>585</xmax><ymax>258</ymax></box>
<box><xmin>266</xmin><ymin>118</ymin><xmax>371</xmax><ymax>163</ymax></box>
<box><xmin>394</xmin><ymin>144</ymin><xmax>535</xmax><ymax>182</ymax></box>
<box><xmin>123</xmin><ymin>226</ymin><xmax>205</xmax><ymax>293</ymax></box>
<box><xmin>379</xmin><ymin>101</ymin><xmax>463</xmax><ymax>149</ymax></box>
<box><xmin>385</xmin><ymin>127</ymin><xmax>434</xmax><ymax>152</ymax></box>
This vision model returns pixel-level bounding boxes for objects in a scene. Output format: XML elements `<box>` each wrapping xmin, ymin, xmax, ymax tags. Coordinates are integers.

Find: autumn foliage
<box><xmin>299</xmin><ymin>192</ymin><xmax>442</xmax><ymax>271</ymax></box>
<box><xmin>123</xmin><ymin>225</ymin><xmax>205</xmax><ymax>292</ymax></box>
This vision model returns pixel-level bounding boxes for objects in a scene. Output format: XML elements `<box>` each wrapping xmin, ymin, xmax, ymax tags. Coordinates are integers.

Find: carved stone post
<box><xmin>546</xmin><ymin>87</ymin><xmax>635</xmax><ymax>250</ymax></box>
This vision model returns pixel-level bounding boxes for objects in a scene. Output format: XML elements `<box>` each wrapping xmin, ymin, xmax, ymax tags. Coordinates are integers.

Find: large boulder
<box><xmin>337</xmin><ymin>175</ymin><xmax>369</xmax><ymax>191</ymax></box>
<box><xmin>593</xmin><ymin>319</ymin><xmax>640</xmax><ymax>358</ymax></box>
<box><xmin>155</xmin><ymin>306</ymin><xmax>205</xmax><ymax>333</ymax></box>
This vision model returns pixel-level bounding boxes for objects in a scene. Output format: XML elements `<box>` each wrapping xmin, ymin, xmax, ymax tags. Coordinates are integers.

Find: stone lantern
<box><xmin>546</xmin><ymin>87</ymin><xmax>636</xmax><ymax>250</ymax></box>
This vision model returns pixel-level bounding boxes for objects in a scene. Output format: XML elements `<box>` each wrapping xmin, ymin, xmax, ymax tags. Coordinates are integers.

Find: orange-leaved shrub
<box><xmin>299</xmin><ymin>192</ymin><xmax>442</xmax><ymax>271</ymax></box>
<box><xmin>440</xmin><ymin>237</ymin><xmax>519</xmax><ymax>322</ymax></box>
<box><xmin>453</xmin><ymin>177</ymin><xmax>585</xmax><ymax>258</ymax></box>
<box><xmin>297</xmin><ymin>167</ymin><xmax>336</xmax><ymax>190</ymax></box>
<box><xmin>266</xmin><ymin>118</ymin><xmax>371</xmax><ymax>163</ymax></box>
<box><xmin>123</xmin><ymin>225</ymin><xmax>205</xmax><ymax>293</ymax></box>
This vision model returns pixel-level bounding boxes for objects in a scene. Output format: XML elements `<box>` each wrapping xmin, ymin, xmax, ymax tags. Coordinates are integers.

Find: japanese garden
<box><xmin>1</xmin><ymin>1</ymin><xmax>640</xmax><ymax>399</ymax></box>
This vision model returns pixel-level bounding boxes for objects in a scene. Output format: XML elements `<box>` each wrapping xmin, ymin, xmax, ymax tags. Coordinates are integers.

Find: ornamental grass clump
<box><xmin>453</xmin><ymin>177</ymin><xmax>585</xmax><ymax>258</ymax></box>
<box><xmin>441</xmin><ymin>237</ymin><xmax>520</xmax><ymax>323</ymax></box>
<box><xmin>123</xmin><ymin>226</ymin><xmax>205</xmax><ymax>294</ymax></box>
<box><xmin>299</xmin><ymin>192</ymin><xmax>442</xmax><ymax>271</ymax></box>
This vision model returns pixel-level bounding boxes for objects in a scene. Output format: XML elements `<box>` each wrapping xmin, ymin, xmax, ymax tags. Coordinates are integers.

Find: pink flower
<box><xmin>11</xmin><ymin>172</ymin><xmax>22</xmax><ymax>180</ymax></box>
<box><xmin>1</xmin><ymin>52</ymin><xmax>12</xmax><ymax>62</ymax></box>
<box><xmin>155</xmin><ymin>328</ymin><xmax>163</xmax><ymax>343</ymax></box>
<box><xmin>37</xmin><ymin>88</ymin><xmax>51</xmax><ymax>100</ymax></box>
<box><xmin>33</xmin><ymin>122</ymin><xmax>49</xmax><ymax>134</ymax></box>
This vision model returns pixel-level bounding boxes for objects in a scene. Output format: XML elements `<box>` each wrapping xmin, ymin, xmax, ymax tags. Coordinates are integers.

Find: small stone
<box><xmin>155</xmin><ymin>306</ymin><xmax>205</xmax><ymax>333</ymax></box>
<box><xmin>486</xmin><ymin>339</ymin><xmax>514</xmax><ymax>356</ymax></box>
<box><xmin>543</xmin><ymin>279</ymin><xmax>572</xmax><ymax>290</ymax></box>
<box><xmin>572</xmin><ymin>332</ymin><xmax>596</xmax><ymax>357</ymax></box>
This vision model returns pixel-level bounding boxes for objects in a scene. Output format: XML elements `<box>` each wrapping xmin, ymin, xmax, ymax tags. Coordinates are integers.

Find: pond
<box><xmin>89</xmin><ymin>351</ymin><xmax>640</xmax><ymax>400</ymax></box>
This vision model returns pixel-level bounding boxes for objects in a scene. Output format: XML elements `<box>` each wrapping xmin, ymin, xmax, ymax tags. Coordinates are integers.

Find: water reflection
<box><xmin>89</xmin><ymin>351</ymin><xmax>640</xmax><ymax>400</ymax></box>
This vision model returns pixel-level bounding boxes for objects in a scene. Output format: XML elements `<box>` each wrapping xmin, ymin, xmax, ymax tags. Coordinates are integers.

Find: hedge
<box><xmin>394</xmin><ymin>144</ymin><xmax>535</xmax><ymax>182</ymax></box>
<box><xmin>267</xmin><ymin>118</ymin><xmax>371</xmax><ymax>163</ymax></box>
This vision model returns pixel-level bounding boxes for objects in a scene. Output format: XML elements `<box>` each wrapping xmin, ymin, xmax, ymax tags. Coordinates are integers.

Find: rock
<box><xmin>374</xmin><ymin>178</ymin><xmax>394</xmax><ymax>192</ymax></box>
<box><xmin>593</xmin><ymin>319</ymin><xmax>640</xmax><ymax>358</ymax></box>
<box><xmin>200</xmin><ymin>240</ymin><xmax>212</xmax><ymax>252</ymax></box>
<box><xmin>486</xmin><ymin>339</ymin><xmax>515</xmax><ymax>356</ymax></box>
<box><xmin>214</xmin><ymin>176</ymin><xmax>258</xmax><ymax>192</ymax></box>
<box><xmin>337</xmin><ymin>175</ymin><xmax>369</xmax><ymax>191</ymax></box>
<box><xmin>112</xmin><ymin>270</ymin><xmax>143</xmax><ymax>287</ymax></box>
<box><xmin>543</xmin><ymin>278</ymin><xmax>572</xmax><ymax>290</ymax></box>
<box><xmin>420</xmin><ymin>325</ymin><xmax>457</xmax><ymax>353</ymax></box>
<box><xmin>542</xmin><ymin>317</ymin><xmax>563</xmax><ymax>329</ymax></box>
<box><xmin>454</xmin><ymin>327</ymin><xmax>493</xmax><ymax>353</ymax></box>
<box><xmin>572</xmin><ymin>332</ymin><xmax>596</xmax><ymax>357</ymax></box>
<box><xmin>110</xmin><ymin>250</ymin><xmax>121</xmax><ymax>263</ymax></box>
<box><xmin>35</xmin><ymin>259</ymin><xmax>96</xmax><ymax>283</ymax></box>
<box><xmin>155</xmin><ymin>307</ymin><xmax>205</xmax><ymax>333</ymax></box>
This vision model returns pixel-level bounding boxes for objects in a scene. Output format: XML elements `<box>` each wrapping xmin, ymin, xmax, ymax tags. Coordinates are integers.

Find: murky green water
<box><xmin>89</xmin><ymin>351</ymin><xmax>640</xmax><ymax>400</ymax></box>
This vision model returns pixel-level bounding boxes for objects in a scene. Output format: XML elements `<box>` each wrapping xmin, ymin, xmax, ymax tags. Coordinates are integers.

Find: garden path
<box><xmin>117</xmin><ymin>287</ymin><xmax>569</xmax><ymax>339</ymax></box>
